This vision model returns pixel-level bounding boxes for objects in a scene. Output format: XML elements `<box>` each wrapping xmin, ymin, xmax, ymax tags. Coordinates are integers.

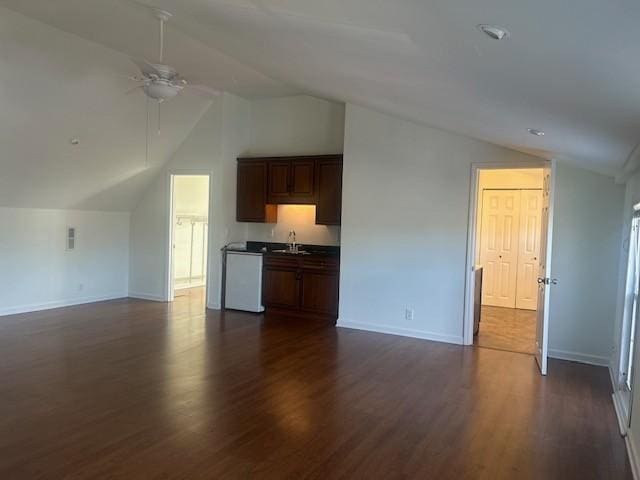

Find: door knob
<box><xmin>550</xmin><ymin>278</ymin><xmax>558</xmax><ymax>285</ymax></box>
<box><xmin>537</xmin><ymin>277</ymin><xmax>545</xmax><ymax>284</ymax></box>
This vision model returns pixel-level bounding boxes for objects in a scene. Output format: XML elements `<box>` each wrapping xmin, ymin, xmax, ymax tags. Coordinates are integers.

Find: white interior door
<box><xmin>516</xmin><ymin>190</ymin><xmax>543</xmax><ymax>310</ymax></box>
<box><xmin>480</xmin><ymin>190</ymin><xmax>521</xmax><ymax>308</ymax></box>
<box><xmin>535</xmin><ymin>166</ymin><xmax>554</xmax><ymax>375</ymax></box>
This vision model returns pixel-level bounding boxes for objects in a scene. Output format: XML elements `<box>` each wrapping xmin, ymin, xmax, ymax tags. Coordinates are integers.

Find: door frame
<box><xmin>165</xmin><ymin>170</ymin><xmax>214</xmax><ymax>304</ymax></box>
<box><xmin>462</xmin><ymin>160</ymin><xmax>556</xmax><ymax>361</ymax></box>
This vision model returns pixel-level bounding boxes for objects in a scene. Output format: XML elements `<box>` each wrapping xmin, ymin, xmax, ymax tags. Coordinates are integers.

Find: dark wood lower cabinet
<box><xmin>262</xmin><ymin>267</ymin><xmax>300</xmax><ymax>309</ymax></box>
<box><xmin>263</xmin><ymin>253</ymin><xmax>339</xmax><ymax>321</ymax></box>
<box><xmin>300</xmin><ymin>271</ymin><xmax>339</xmax><ymax>316</ymax></box>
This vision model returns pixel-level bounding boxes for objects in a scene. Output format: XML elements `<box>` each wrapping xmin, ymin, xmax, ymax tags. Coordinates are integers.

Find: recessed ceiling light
<box><xmin>527</xmin><ymin>128</ymin><xmax>545</xmax><ymax>137</ymax></box>
<box><xmin>70</xmin><ymin>138</ymin><xmax>80</xmax><ymax>145</ymax></box>
<box><xmin>477</xmin><ymin>24</ymin><xmax>510</xmax><ymax>40</ymax></box>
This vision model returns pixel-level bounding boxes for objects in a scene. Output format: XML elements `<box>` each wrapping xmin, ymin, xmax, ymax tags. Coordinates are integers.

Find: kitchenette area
<box><xmin>222</xmin><ymin>154</ymin><xmax>343</xmax><ymax>322</ymax></box>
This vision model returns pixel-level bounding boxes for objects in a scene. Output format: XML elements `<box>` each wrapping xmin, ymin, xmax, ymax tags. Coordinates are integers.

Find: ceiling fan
<box><xmin>126</xmin><ymin>6</ymin><xmax>219</xmax><ymax>167</ymax></box>
<box><xmin>128</xmin><ymin>7</ymin><xmax>220</xmax><ymax>103</ymax></box>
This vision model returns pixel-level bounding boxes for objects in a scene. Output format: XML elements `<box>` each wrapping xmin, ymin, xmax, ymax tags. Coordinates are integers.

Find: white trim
<box><xmin>207</xmin><ymin>301</ymin><xmax>221</xmax><ymax>310</ymax></box>
<box><xmin>613</xmin><ymin>391</ymin><xmax>630</xmax><ymax>437</ymax></box>
<box><xmin>0</xmin><ymin>293</ymin><xmax>128</xmax><ymax>317</ymax></box>
<box><xmin>463</xmin><ymin>160</ymin><xmax>551</xmax><ymax>346</ymax></box>
<box><xmin>175</xmin><ymin>281</ymin><xmax>206</xmax><ymax>291</ymax></box>
<box><xmin>128</xmin><ymin>292</ymin><xmax>166</xmax><ymax>302</ymax></box>
<box><xmin>547</xmin><ymin>348</ymin><xmax>610</xmax><ymax>366</ymax></box>
<box><xmin>627</xmin><ymin>429</ymin><xmax>640</xmax><ymax>480</ymax></box>
<box><xmin>536</xmin><ymin>160</ymin><xmax>557</xmax><ymax>375</ymax></box>
<box><xmin>337</xmin><ymin>319</ymin><xmax>464</xmax><ymax>345</ymax></box>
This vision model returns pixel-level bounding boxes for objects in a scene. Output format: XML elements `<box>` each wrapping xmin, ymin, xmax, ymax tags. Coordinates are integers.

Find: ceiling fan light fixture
<box><xmin>143</xmin><ymin>81</ymin><xmax>181</xmax><ymax>101</ymax></box>
<box><xmin>477</xmin><ymin>24</ymin><xmax>510</xmax><ymax>40</ymax></box>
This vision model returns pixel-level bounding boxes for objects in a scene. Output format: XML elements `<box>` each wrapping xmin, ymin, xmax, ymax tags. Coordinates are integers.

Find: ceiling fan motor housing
<box><xmin>143</xmin><ymin>79</ymin><xmax>182</xmax><ymax>101</ymax></box>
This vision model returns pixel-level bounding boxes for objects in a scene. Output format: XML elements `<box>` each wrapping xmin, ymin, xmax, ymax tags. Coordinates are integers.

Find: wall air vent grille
<box><xmin>66</xmin><ymin>227</ymin><xmax>76</xmax><ymax>251</ymax></box>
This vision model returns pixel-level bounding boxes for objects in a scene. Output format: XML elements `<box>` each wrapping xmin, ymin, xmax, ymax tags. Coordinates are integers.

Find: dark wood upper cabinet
<box><xmin>267</xmin><ymin>158</ymin><xmax>315</xmax><ymax>204</ymax></box>
<box><xmin>236</xmin><ymin>160</ymin><xmax>277</xmax><ymax>223</ymax></box>
<box><xmin>315</xmin><ymin>157</ymin><xmax>343</xmax><ymax>225</ymax></box>
<box><xmin>290</xmin><ymin>160</ymin><xmax>315</xmax><ymax>199</ymax></box>
<box><xmin>267</xmin><ymin>161</ymin><xmax>291</xmax><ymax>201</ymax></box>
<box><xmin>237</xmin><ymin>155</ymin><xmax>342</xmax><ymax>224</ymax></box>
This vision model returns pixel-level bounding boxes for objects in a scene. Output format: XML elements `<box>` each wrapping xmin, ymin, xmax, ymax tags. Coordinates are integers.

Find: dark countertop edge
<box><xmin>224</xmin><ymin>241</ymin><xmax>340</xmax><ymax>257</ymax></box>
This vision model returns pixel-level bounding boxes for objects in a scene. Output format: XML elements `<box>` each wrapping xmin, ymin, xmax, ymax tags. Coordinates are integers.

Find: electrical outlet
<box><xmin>78</xmin><ymin>283</ymin><xmax>84</xmax><ymax>292</ymax></box>
<box><xmin>405</xmin><ymin>308</ymin><xmax>414</xmax><ymax>321</ymax></box>
<box><xmin>271</xmin><ymin>228</ymin><xmax>275</xmax><ymax>238</ymax></box>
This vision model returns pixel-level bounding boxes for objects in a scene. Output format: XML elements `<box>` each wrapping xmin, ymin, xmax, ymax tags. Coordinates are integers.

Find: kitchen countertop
<box><xmin>224</xmin><ymin>241</ymin><xmax>339</xmax><ymax>257</ymax></box>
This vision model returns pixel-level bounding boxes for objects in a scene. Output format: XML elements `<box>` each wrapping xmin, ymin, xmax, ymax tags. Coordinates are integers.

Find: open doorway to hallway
<box><xmin>169</xmin><ymin>174</ymin><xmax>210</xmax><ymax>307</ymax></box>
<box><xmin>472</xmin><ymin>168</ymin><xmax>544</xmax><ymax>355</ymax></box>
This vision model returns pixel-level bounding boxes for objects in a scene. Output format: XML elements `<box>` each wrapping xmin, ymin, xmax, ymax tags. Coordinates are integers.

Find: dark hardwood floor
<box><xmin>0</xmin><ymin>290</ymin><xmax>631</xmax><ymax>479</ymax></box>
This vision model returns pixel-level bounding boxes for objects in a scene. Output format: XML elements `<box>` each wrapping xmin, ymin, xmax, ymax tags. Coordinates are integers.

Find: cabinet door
<box><xmin>300</xmin><ymin>270</ymin><xmax>339</xmax><ymax>316</ymax></box>
<box><xmin>289</xmin><ymin>159</ymin><xmax>315</xmax><ymax>203</ymax></box>
<box><xmin>268</xmin><ymin>161</ymin><xmax>291</xmax><ymax>203</ymax></box>
<box><xmin>263</xmin><ymin>267</ymin><xmax>300</xmax><ymax>309</ymax></box>
<box><xmin>237</xmin><ymin>161</ymin><xmax>271</xmax><ymax>222</ymax></box>
<box><xmin>315</xmin><ymin>158</ymin><xmax>343</xmax><ymax>225</ymax></box>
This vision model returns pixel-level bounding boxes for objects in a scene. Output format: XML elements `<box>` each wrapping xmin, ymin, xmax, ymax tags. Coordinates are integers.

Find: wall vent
<box><xmin>66</xmin><ymin>227</ymin><xmax>76</xmax><ymax>251</ymax></box>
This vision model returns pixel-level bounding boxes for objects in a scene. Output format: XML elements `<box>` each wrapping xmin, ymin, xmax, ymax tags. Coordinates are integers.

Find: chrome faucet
<box><xmin>287</xmin><ymin>230</ymin><xmax>297</xmax><ymax>253</ymax></box>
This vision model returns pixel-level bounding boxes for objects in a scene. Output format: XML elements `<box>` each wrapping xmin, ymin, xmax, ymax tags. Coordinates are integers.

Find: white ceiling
<box><xmin>2</xmin><ymin>0</ymin><xmax>640</xmax><ymax>184</ymax></box>
<box><xmin>0</xmin><ymin>6</ymin><xmax>222</xmax><ymax>211</ymax></box>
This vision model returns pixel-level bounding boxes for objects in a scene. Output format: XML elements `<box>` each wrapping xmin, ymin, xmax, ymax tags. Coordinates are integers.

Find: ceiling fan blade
<box><xmin>125</xmin><ymin>85</ymin><xmax>144</xmax><ymax>95</ymax></box>
<box><xmin>183</xmin><ymin>84</ymin><xmax>221</xmax><ymax>98</ymax></box>
<box><xmin>129</xmin><ymin>57</ymin><xmax>159</xmax><ymax>77</ymax></box>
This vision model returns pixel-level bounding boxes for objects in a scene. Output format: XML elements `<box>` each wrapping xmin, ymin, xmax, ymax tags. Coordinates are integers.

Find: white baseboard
<box><xmin>207</xmin><ymin>302</ymin><xmax>221</xmax><ymax>310</ymax></box>
<box><xmin>128</xmin><ymin>292</ymin><xmax>166</xmax><ymax>302</ymax></box>
<box><xmin>0</xmin><ymin>292</ymin><xmax>128</xmax><ymax>317</ymax></box>
<box><xmin>175</xmin><ymin>282</ymin><xmax>206</xmax><ymax>291</ymax></box>
<box><xmin>547</xmin><ymin>348</ymin><xmax>610</xmax><ymax>366</ymax></box>
<box><xmin>627</xmin><ymin>429</ymin><xmax>640</xmax><ymax>480</ymax></box>
<box><xmin>612</xmin><ymin>391</ymin><xmax>629</xmax><ymax>436</ymax></box>
<box><xmin>336</xmin><ymin>319</ymin><xmax>463</xmax><ymax>345</ymax></box>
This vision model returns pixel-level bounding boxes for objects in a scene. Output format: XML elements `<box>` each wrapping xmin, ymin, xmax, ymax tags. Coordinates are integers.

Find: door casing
<box><xmin>463</xmin><ymin>160</ymin><xmax>556</xmax><ymax>375</ymax></box>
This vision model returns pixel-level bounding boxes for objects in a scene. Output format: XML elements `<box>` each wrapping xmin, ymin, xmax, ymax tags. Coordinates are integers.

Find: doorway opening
<box><xmin>169</xmin><ymin>174</ymin><xmax>210</xmax><ymax>307</ymax></box>
<box><xmin>464</xmin><ymin>163</ymin><xmax>555</xmax><ymax>374</ymax></box>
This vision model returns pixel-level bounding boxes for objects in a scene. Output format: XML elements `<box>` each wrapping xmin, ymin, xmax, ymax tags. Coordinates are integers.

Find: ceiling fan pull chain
<box><xmin>159</xmin><ymin>16</ymin><xmax>164</xmax><ymax>63</ymax></box>
<box><xmin>145</xmin><ymin>95</ymin><xmax>150</xmax><ymax>167</ymax></box>
<box><xmin>158</xmin><ymin>102</ymin><xmax>161</xmax><ymax>136</ymax></box>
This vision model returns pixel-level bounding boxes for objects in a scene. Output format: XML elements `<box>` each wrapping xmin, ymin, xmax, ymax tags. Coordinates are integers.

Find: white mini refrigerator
<box><xmin>224</xmin><ymin>251</ymin><xmax>264</xmax><ymax>312</ymax></box>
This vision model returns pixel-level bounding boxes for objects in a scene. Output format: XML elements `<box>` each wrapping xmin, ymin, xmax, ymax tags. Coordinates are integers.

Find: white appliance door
<box><xmin>225</xmin><ymin>252</ymin><xmax>264</xmax><ymax>312</ymax></box>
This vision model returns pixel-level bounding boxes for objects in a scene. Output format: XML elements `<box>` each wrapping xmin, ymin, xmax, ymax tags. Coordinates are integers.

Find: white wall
<box><xmin>547</xmin><ymin>162</ymin><xmax>624</xmax><ymax>365</ymax></box>
<box><xmin>244</xmin><ymin>95</ymin><xmax>344</xmax><ymax>246</ymax></box>
<box><xmin>129</xmin><ymin>93</ymin><xmax>251</xmax><ymax>306</ymax></box>
<box><xmin>0</xmin><ymin>207</ymin><xmax>129</xmax><ymax>316</ymax></box>
<box><xmin>249</xmin><ymin>205</ymin><xmax>340</xmax><ymax>245</ymax></box>
<box><xmin>338</xmin><ymin>104</ymin><xmax>543</xmax><ymax>343</ymax></box>
<box><xmin>338</xmin><ymin>104</ymin><xmax>624</xmax><ymax>358</ymax></box>
<box><xmin>246</xmin><ymin>95</ymin><xmax>345</xmax><ymax>157</ymax></box>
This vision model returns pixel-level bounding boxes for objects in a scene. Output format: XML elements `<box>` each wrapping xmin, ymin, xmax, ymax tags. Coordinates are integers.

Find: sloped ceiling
<box><xmin>2</xmin><ymin>0</ymin><xmax>640</xmax><ymax>206</ymax></box>
<box><xmin>0</xmin><ymin>3</ymin><xmax>295</xmax><ymax>211</ymax></box>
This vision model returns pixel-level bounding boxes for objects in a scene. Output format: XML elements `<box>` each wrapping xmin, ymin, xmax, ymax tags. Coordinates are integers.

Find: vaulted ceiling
<box><xmin>2</xmin><ymin>0</ymin><xmax>640</xmax><ymax>211</ymax></box>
